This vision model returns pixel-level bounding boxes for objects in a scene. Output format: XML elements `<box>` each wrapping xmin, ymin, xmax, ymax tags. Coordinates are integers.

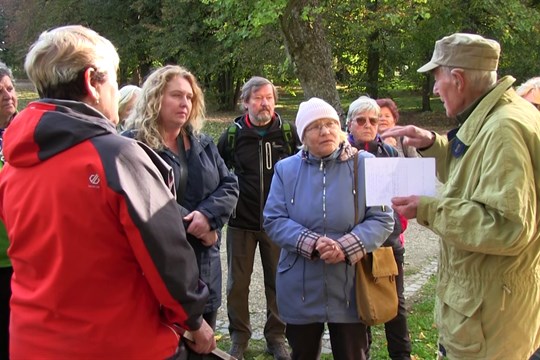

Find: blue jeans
<box><xmin>530</xmin><ymin>347</ymin><xmax>540</xmax><ymax>360</ymax></box>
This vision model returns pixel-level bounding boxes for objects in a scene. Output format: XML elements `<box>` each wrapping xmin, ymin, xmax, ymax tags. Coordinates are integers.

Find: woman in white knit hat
<box><xmin>263</xmin><ymin>97</ymin><xmax>394</xmax><ymax>359</ymax></box>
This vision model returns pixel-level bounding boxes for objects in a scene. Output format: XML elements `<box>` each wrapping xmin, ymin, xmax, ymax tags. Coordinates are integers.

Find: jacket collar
<box><xmin>457</xmin><ymin>75</ymin><xmax>516</xmax><ymax>146</ymax></box>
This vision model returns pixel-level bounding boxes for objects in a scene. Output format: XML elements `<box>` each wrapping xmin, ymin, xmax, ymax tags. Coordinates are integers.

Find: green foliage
<box><xmin>5</xmin><ymin>0</ymin><xmax>540</xmax><ymax>112</ymax></box>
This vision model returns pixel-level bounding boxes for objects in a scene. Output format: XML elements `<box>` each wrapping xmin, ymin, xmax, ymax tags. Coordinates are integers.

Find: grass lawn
<box><xmin>212</xmin><ymin>276</ymin><xmax>439</xmax><ymax>359</ymax></box>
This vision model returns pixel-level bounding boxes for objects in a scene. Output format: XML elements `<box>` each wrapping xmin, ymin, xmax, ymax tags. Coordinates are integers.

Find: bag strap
<box><xmin>282</xmin><ymin>122</ymin><xmax>294</xmax><ymax>155</ymax></box>
<box><xmin>176</xmin><ymin>134</ymin><xmax>189</xmax><ymax>204</ymax></box>
<box><xmin>226</xmin><ymin>124</ymin><xmax>237</xmax><ymax>167</ymax></box>
<box><xmin>353</xmin><ymin>152</ymin><xmax>359</xmax><ymax>224</ymax></box>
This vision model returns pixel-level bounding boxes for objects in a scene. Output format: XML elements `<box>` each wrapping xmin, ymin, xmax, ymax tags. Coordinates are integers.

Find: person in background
<box><xmin>263</xmin><ymin>97</ymin><xmax>394</xmax><ymax>359</ymax></box>
<box><xmin>347</xmin><ymin>96</ymin><xmax>411</xmax><ymax>360</ymax></box>
<box><xmin>0</xmin><ymin>25</ymin><xmax>215</xmax><ymax>359</ymax></box>
<box><xmin>517</xmin><ymin>77</ymin><xmax>540</xmax><ymax>360</ymax></box>
<box><xmin>217</xmin><ymin>76</ymin><xmax>300</xmax><ymax>360</ymax></box>
<box><xmin>124</xmin><ymin>65</ymin><xmax>239</xmax><ymax>358</ymax></box>
<box><xmin>383</xmin><ymin>33</ymin><xmax>540</xmax><ymax>359</ymax></box>
<box><xmin>117</xmin><ymin>84</ymin><xmax>141</xmax><ymax>130</ymax></box>
<box><xmin>516</xmin><ymin>77</ymin><xmax>540</xmax><ymax>110</ymax></box>
<box><xmin>0</xmin><ymin>60</ymin><xmax>17</xmax><ymax>360</ymax></box>
<box><xmin>376</xmin><ymin>98</ymin><xmax>418</xmax><ymax>158</ymax></box>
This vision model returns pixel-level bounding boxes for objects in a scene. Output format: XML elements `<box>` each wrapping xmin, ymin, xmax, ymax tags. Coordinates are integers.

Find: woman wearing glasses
<box><xmin>376</xmin><ymin>98</ymin><xmax>418</xmax><ymax>158</ymax></box>
<box><xmin>263</xmin><ymin>97</ymin><xmax>394</xmax><ymax>359</ymax></box>
<box><xmin>347</xmin><ymin>96</ymin><xmax>412</xmax><ymax>360</ymax></box>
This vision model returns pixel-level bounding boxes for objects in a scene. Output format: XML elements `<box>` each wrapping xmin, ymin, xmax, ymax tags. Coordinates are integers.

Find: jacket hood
<box><xmin>4</xmin><ymin>99</ymin><xmax>116</xmax><ymax>167</ymax></box>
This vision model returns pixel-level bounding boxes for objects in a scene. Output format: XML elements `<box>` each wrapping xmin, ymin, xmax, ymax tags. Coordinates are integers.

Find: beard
<box><xmin>251</xmin><ymin>110</ymin><xmax>273</xmax><ymax>125</ymax></box>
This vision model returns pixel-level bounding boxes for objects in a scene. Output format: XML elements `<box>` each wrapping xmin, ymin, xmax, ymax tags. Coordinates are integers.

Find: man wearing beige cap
<box><xmin>383</xmin><ymin>33</ymin><xmax>540</xmax><ymax>359</ymax></box>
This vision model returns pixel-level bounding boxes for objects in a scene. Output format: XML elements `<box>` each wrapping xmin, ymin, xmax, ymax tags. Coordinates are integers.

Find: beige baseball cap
<box><xmin>418</xmin><ymin>33</ymin><xmax>501</xmax><ymax>73</ymax></box>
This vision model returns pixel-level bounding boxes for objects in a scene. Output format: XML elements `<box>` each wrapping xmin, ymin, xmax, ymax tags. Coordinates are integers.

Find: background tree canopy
<box><xmin>2</xmin><ymin>0</ymin><xmax>540</xmax><ymax>114</ymax></box>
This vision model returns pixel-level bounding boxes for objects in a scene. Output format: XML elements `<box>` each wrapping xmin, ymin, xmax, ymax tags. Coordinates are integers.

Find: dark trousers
<box><xmin>287</xmin><ymin>322</ymin><xmax>368</xmax><ymax>360</ymax></box>
<box><xmin>0</xmin><ymin>266</ymin><xmax>12</xmax><ymax>360</ymax></box>
<box><xmin>226</xmin><ymin>227</ymin><xmax>285</xmax><ymax>346</ymax></box>
<box><xmin>367</xmin><ymin>258</ymin><xmax>411</xmax><ymax>360</ymax></box>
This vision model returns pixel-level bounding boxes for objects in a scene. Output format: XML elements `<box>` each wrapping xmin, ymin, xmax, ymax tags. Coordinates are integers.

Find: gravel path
<box><xmin>215</xmin><ymin>219</ymin><xmax>440</xmax><ymax>344</ymax></box>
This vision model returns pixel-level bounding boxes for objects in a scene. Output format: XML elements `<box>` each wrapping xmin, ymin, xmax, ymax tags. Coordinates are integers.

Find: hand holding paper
<box><xmin>390</xmin><ymin>195</ymin><xmax>421</xmax><ymax>219</ymax></box>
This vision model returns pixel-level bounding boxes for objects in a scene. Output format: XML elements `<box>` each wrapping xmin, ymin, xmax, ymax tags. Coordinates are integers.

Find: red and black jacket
<box><xmin>0</xmin><ymin>99</ymin><xmax>208</xmax><ymax>359</ymax></box>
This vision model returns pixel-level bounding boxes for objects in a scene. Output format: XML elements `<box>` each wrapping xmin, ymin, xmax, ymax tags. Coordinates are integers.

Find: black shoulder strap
<box><xmin>176</xmin><ymin>135</ymin><xmax>189</xmax><ymax>204</ymax></box>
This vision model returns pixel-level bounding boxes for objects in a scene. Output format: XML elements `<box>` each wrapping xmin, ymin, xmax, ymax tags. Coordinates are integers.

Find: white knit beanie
<box><xmin>295</xmin><ymin>97</ymin><xmax>340</xmax><ymax>140</ymax></box>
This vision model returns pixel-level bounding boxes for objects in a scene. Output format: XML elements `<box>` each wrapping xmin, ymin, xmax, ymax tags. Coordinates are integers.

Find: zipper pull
<box><xmin>500</xmin><ymin>284</ymin><xmax>511</xmax><ymax>311</ymax></box>
<box><xmin>319</xmin><ymin>159</ymin><xmax>323</xmax><ymax>171</ymax></box>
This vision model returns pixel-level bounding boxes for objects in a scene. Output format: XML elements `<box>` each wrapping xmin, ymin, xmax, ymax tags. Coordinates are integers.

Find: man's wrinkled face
<box><xmin>433</xmin><ymin>67</ymin><xmax>463</xmax><ymax>118</ymax></box>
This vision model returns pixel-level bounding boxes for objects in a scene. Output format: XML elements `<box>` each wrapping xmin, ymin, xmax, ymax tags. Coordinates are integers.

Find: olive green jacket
<box><xmin>418</xmin><ymin>76</ymin><xmax>540</xmax><ymax>359</ymax></box>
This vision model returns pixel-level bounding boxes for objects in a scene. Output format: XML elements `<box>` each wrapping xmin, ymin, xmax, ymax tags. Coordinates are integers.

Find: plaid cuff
<box><xmin>297</xmin><ymin>229</ymin><xmax>321</xmax><ymax>259</ymax></box>
<box><xmin>336</xmin><ymin>232</ymin><xmax>365</xmax><ymax>265</ymax></box>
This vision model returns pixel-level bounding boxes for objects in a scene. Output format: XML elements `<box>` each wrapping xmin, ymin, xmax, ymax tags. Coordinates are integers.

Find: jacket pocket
<box><xmin>277</xmin><ymin>251</ymin><xmax>299</xmax><ymax>273</ymax></box>
<box><xmin>437</xmin><ymin>280</ymin><xmax>486</xmax><ymax>358</ymax></box>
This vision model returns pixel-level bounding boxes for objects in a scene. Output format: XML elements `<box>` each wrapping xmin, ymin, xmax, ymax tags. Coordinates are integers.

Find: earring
<box><xmin>95</xmin><ymin>98</ymin><xmax>100</xmax><ymax>105</ymax></box>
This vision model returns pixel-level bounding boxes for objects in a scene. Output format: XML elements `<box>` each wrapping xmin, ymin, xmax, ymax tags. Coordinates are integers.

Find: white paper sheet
<box><xmin>364</xmin><ymin>157</ymin><xmax>436</xmax><ymax>206</ymax></box>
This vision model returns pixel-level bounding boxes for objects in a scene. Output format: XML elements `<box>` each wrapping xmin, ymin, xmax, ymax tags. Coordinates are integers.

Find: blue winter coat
<box><xmin>263</xmin><ymin>144</ymin><xmax>394</xmax><ymax>324</ymax></box>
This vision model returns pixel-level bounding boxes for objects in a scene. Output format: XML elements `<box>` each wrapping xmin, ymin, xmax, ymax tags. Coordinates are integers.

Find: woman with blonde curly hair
<box><xmin>124</xmin><ymin>65</ymin><xmax>239</xmax><ymax>356</ymax></box>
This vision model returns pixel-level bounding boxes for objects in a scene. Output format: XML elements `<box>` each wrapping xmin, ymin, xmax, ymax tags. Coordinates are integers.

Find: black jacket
<box><xmin>217</xmin><ymin>113</ymin><xmax>301</xmax><ymax>231</ymax></box>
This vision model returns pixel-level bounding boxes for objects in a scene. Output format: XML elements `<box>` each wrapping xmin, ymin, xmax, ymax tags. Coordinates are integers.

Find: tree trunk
<box><xmin>365</xmin><ymin>0</ymin><xmax>379</xmax><ymax>99</ymax></box>
<box><xmin>279</xmin><ymin>0</ymin><xmax>344</xmax><ymax>123</ymax></box>
<box><xmin>421</xmin><ymin>74</ymin><xmax>432</xmax><ymax>112</ymax></box>
<box><xmin>366</xmin><ymin>30</ymin><xmax>380</xmax><ymax>99</ymax></box>
<box><xmin>214</xmin><ymin>62</ymin><xmax>238</xmax><ymax>111</ymax></box>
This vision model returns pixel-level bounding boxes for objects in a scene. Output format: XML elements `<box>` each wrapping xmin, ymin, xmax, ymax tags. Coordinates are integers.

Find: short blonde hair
<box><xmin>24</xmin><ymin>25</ymin><xmax>119</xmax><ymax>100</ymax></box>
<box><xmin>127</xmin><ymin>65</ymin><xmax>206</xmax><ymax>150</ymax></box>
<box><xmin>118</xmin><ymin>85</ymin><xmax>141</xmax><ymax>115</ymax></box>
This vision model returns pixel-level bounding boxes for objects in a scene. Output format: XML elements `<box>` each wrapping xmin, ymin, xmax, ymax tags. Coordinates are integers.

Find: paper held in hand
<box><xmin>364</xmin><ymin>157</ymin><xmax>437</xmax><ymax>206</ymax></box>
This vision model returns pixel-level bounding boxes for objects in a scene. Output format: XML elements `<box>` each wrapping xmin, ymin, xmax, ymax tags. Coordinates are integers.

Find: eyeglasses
<box><xmin>305</xmin><ymin>120</ymin><xmax>339</xmax><ymax>134</ymax></box>
<box><xmin>352</xmin><ymin>116</ymin><xmax>378</xmax><ymax>126</ymax></box>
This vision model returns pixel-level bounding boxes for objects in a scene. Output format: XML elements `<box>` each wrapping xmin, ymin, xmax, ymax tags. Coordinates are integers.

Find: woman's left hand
<box><xmin>184</xmin><ymin>210</ymin><xmax>211</xmax><ymax>238</ymax></box>
<box><xmin>199</xmin><ymin>230</ymin><xmax>218</xmax><ymax>247</ymax></box>
<box><xmin>316</xmin><ymin>237</ymin><xmax>345</xmax><ymax>264</ymax></box>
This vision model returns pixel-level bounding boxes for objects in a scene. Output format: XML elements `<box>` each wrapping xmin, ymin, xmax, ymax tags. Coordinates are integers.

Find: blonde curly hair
<box><xmin>125</xmin><ymin>65</ymin><xmax>205</xmax><ymax>150</ymax></box>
